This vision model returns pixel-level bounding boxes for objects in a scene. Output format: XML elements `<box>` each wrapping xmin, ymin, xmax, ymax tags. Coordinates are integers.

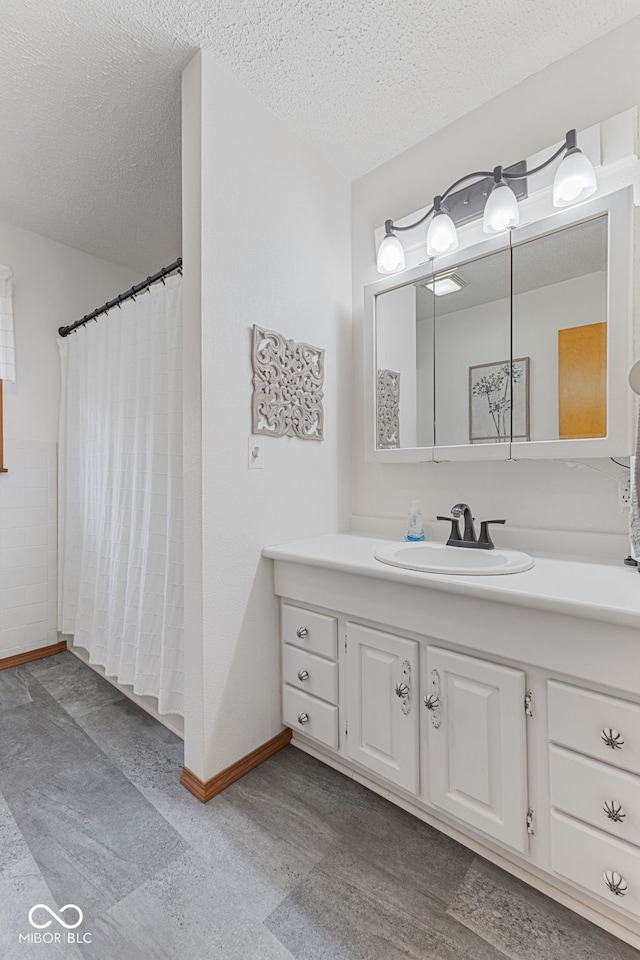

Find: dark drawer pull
<box><xmin>601</xmin><ymin>728</ymin><xmax>624</xmax><ymax>750</ymax></box>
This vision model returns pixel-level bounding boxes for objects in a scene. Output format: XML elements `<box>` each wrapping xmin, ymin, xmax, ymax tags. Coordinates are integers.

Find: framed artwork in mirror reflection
<box><xmin>469</xmin><ymin>357</ymin><xmax>530</xmax><ymax>443</ymax></box>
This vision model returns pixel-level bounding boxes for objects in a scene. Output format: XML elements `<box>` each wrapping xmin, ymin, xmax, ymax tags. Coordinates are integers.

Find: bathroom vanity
<box><xmin>264</xmin><ymin>534</ymin><xmax>640</xmax><ymax>949</ymax></box>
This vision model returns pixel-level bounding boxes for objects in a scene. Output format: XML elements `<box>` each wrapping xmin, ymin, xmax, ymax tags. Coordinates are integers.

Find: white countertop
<box><xmin>263</xmin><ymin>533</ymin><xmax>640</xmax><ymax>629</ymax></box>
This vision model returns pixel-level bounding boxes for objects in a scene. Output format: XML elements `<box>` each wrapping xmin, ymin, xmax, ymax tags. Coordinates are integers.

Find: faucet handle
<box><xmin>436</xmin><ymin>516</ymin><xmax>462</xmax><ymax>544</ymax></box>
<box><xmin>478</xmin><ymin>519</ymin><xmax>506</xmax><ymax>549</ymax></box>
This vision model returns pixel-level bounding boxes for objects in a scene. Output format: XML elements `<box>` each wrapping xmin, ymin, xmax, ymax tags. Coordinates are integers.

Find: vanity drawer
<box><xmin>548</xmin><ymin>681</ymin><xmax>640</xmax><ymax>775</ymax></box>
<box><xmin>282</xmin><ymin>604</ymin><xmax>337</xmax><ymax>660</ymax></box>
<box><xmin>282</xmin><ymin>686</ymin><xmax>339</xmax><ymax>750</ymax></box>
<box><xmin>283</xmin><ymin>644</ymin><xmax>338</xmax><ymax>704</ymax></box>
<box><xmin>551</xmin><ymin>810</ymin><xmax>640</xmax><ymax>917</ymax></box>
<box><xmin>550</xmin><ymin>745</ymin><xmax>640</xmax><ymax>846</ymax></box>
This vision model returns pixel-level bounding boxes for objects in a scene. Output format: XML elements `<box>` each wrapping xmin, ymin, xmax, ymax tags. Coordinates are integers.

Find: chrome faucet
<box><xmin>436</xmin><ymin>503</ymin><xmax>506</xmax><ymax>550</ymax></box>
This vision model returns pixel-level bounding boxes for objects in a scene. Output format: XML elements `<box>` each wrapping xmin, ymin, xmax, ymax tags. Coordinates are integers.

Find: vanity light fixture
<box><xmin>553</xmin><ymin>129</ymin><xmax>597</xmax><ymax>206</ymax></box>
<box><xmin>423</xmin><ymin>270</ymin><xmax>466</xmax><ymax>297</ymax></box>
<box><xmin>377</xmin><ymin>129</ymin><xmax>597</xmax><ymax>274</ymax></box>
<box><xmin>376</xmin><ymin>230</ymin><xmax>406</xmax><ymax>273</ymax></box>
<box><xmin>483</xmin><ymin>167</ymin><xmax>520</xmax><ymax>233</ymax></box>
<box><xmin>426</xmin><ymin>196</ymin><xmax>459</xmax><ymax>257</ymax></box>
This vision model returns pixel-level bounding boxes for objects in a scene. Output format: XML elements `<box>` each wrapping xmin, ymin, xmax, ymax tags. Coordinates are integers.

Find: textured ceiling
<box><xmin>1</xmin><ymin>0</ymin><xmax>640</xmax><ymax>272</ymax></box>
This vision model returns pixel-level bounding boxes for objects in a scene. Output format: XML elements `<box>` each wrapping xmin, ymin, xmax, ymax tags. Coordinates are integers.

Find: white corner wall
<box><xmin>352</xmin><ymin>18</ymin><xmax>640</xmax><ymax>540</ymax></box>
<box><xmin>0</xmin><ymin>219</ymin><xmax>141</xmax><ymax>660</ymax></box>
<box><xmin>181</xmin><ymin>51</ymin><xmax>351</xmax><ymax>782</ymax></box>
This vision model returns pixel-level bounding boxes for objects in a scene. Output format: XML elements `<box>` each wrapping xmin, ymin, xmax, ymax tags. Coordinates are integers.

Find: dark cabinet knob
<box><xmin>601</xmin><ymin>728</ymin><xmax>624</xmax><ymax>750</ymax></box>
<box><xmin>603</xmin><ymin>870</ymin><xmax>627</xmax><ymax>896</ymax></box>
<box><xmin>603</xmin><ymin>800</ymin><xmax>625</xmax><ymax>823</ymax></box>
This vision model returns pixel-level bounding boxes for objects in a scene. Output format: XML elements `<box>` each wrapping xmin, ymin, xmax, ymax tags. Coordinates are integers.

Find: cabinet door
<box><xmin>425</xmin><ymin>646</ymin><xmax>529</xmax><ymax>852</ymax></box>
<box><xmin>346</xmin><ymin>623</ymin><xmax>419</xmax><ymax>794</ymax></box>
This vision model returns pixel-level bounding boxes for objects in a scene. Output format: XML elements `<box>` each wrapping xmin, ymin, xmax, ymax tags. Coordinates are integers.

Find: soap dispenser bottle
<box><xmin>405</xmin><ymin>500</ymin><xmax>426</xmax><ymax>541</ymax></box>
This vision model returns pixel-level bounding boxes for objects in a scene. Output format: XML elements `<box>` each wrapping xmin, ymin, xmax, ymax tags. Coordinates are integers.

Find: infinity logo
<box><xmin>28</xmin><ymin>904</ymin><xmax>83</xmax><ymax>930</ymax></box>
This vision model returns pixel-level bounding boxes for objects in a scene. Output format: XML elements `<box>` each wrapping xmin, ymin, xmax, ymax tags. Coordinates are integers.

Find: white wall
<box><xmin>182</xmin><ymin>51</ymin><xmax>351</xmax><ymax>782</ymax></box>
<box><xmin>352</xmin><ymin>18</ymin><xmax>640</xmax><ymax>541</ymax></box>
<box><xmin>0</xmin><ymin>218</ymin><xmax>140</xmax><ymax>660</ymax></box>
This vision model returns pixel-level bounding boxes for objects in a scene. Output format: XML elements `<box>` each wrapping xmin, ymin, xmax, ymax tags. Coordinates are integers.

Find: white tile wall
<box><xmin>0</xmin><ymin>439</ymin><xmax>57</xmax><ymax>659</ymax></box>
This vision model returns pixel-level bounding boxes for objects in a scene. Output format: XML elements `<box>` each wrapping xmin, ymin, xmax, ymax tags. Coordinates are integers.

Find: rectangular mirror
<box><xmin>511</xmin><ymin>214</ymin><xmax>608</xmax><ymax>444</ymax></box>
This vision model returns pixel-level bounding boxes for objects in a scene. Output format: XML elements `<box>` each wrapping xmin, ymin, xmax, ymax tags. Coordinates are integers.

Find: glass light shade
<box><xmin>553</xmin><ymin>150</ymin><xmax>597</xmax><ymax>207</ymax></box>
<box><xmin>377</xmin><ymin>234</ymin><xmax>405</xmax><ymax>273</ymax></box>
<box><xmin>426</xmin><ymin>211</ymin><xmax>458</xmax><ymax>258</ymax></box>
<box><xmin>483</xmin><ymin>181</ymin><xmax>519</xmax><ymax>233</ymax></box>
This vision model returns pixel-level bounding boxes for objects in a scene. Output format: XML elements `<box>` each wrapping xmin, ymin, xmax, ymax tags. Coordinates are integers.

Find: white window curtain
<box><xmin>0</xmin><ymin>264</ymin><xmax>15</xmax><ymax>381</ymax></box>
<box><xmin>58</xmin><ymin>275</ymin><xmax>184</xmax><ymax>716</ymax></box>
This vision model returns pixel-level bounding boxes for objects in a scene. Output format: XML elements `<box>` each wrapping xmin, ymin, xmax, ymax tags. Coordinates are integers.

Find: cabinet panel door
<box><xmin>425</xmin><ymin>646</ymin><xmax>528</xmax><ymax>852</ymax></box>
<box><xmin>346</xmin><ymin>623</ymin><xmax>419</xmax><ymax>794</ymax></box>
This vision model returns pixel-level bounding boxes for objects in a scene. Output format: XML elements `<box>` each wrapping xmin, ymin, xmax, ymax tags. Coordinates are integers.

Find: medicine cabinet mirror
<box><xmin>365</xmin><ymin>188</ymin><xmax>632</xmax><ymax>462</ymax></box>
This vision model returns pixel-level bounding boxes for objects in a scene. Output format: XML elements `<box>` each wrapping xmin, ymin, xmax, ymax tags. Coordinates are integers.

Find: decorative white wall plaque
<box><xmin>377</xmin><ymin>369</ymin><xmax>400</xmax><ymax>449</ymax></box>
<box><xmin>251</xmin><ymin>325</ymin><xmax>325</xmax><ymax>440</ymax></box>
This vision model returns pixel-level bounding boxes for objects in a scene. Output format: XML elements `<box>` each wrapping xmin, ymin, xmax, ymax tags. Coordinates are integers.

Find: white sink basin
<box><xmin>374</xmin><ymin>541</ymin><xmax>534</xmax><ymax>576</ymax></box>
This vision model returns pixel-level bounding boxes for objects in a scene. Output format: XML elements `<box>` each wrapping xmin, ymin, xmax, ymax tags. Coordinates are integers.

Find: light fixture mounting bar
<box><xmin>442</xmin><ymin>161</ymin><xmax>527</xmax><ymax>229</ymax></box>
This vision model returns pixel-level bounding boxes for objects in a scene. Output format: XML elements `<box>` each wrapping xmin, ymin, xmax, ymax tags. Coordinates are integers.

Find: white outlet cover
<box><xmin>618</xmin><ymin>476</ymin><xmax>631</xmax><ymax>509</ymax></box>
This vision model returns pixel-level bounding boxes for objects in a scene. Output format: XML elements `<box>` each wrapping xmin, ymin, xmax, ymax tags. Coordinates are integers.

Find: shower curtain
<box><xmin>58</xmin><ymin>275</ymin><xmax>184</xmax><ymax>716</ymax></box>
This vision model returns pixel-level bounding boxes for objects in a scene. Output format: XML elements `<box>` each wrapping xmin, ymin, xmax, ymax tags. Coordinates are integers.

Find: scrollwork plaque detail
<box><xmin>251</xmin><ymin>325</ymin><xmax>324</xmax><ymax>440</ymax></box>
<box><xmin>377</xmin><ymin>369</ymin><xmax>400</xmax><ymax>449</ymax></box>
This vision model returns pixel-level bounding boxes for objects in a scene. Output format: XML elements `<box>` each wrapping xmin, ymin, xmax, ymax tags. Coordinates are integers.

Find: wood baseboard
<box><xmin>180</xmin><ymin>727</ymin><xmax>292</xmax><ymax>803</ymax></box>
<box><xmin>0</xmin><ymin>639</ymin><xmax>67</xmax><ymax>672</ymax></box>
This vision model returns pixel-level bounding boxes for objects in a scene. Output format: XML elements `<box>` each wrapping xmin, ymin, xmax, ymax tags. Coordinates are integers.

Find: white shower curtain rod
<box><xmin>58</xmin><ymin>257</ymin><xmax>182</xmax><ymax>338</ymax></box>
